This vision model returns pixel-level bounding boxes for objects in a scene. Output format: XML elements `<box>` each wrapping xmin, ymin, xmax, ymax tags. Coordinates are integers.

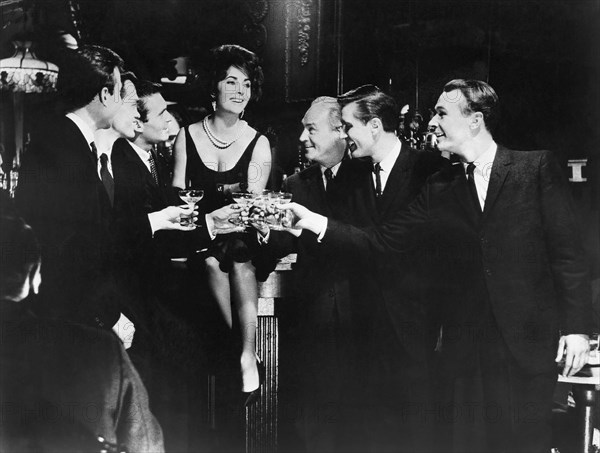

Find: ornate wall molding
<box><xmin>296</xmin><ymin>0</ymin><xmax>312</xmax><ymax>66</ymax></box>
<box><xmin>243</xmin><ymin>0</ymin><xmax>269</xmax><ymax>50</ymax></box>
<box><xmin>284</xmin><ymin>0</ymin><xmax>320</xmax><ymax>102</ymax></box>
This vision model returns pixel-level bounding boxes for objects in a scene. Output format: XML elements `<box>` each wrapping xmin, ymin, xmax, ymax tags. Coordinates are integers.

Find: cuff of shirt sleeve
<box><xmin>148</xmin><ymin>212</ymin><xmax>160</xmax><ymax>237</ymax></box>
<box><xmin>205</xmin><ymin>214</ymin><xmax>217</xmax><ymax>240</ymax></box>
<box><xmin>316</xmin><ymin>216</ymin><xmax>328</xmax><ymax>242</ymax></box>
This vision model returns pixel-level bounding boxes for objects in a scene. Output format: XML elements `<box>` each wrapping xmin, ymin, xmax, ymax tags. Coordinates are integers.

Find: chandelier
<box><xmin>0</xmin><ymin>41</ymin><xmax>59</xmax><ymax>93</ymax></box>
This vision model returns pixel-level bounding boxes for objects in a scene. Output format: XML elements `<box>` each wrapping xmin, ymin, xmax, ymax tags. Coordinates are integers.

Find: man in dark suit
<box><xmin>264</xmin><ymin>96</ymin><xmax>367</xmax><ymax>452</ymax></box>
<box><xmin>15</xmin><ymin>45</ymin><xmax>126</xmax><ymax>330</ymax></box>
<box><xmin>16</xmin><ymin>50</ymin><xmax>191</xmax><ymax>334</ymax></box>
<box><xmin>111</xmin><ymin>80</ymin><xmax>239</xmax><ymax>451</ymax></box>
<box><xmin>285</xmin><ymin>79</ymin><xmax>593</xmax><ymax>452</ymax></box>
<box><xmin>0</xmin><ymin>211</ymin><xmax>164</xmax><ymax>453</ymax></box>
<box><xmin>112</xmin><ymin>80</ymin><xmax>232</xmax><ymax>327</ymax></box>
<box><xmin>112</xmin><ymin>80</ymin><xmax>179</xmax><ymax>267</ymax></box>
<box><xmin>335</xmin><ymin>85</ymin><xmax>446</xmax><ymax>452</ymax></box>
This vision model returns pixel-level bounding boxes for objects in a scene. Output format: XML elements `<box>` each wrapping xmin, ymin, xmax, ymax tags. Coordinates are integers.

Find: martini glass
<box><xmin>179</xmin><ymin>189</ymin><xmax>204</xmax><ymax>226</ymax></box>
<box><xmin>269</xmin><ymin>192</ymin><xmax>293</xmax><ymax>230</ymax></box>
<box><xmin>230</xmin><ymin>192</ymin><xmax>254</xmax><ymax>226</ymax></box>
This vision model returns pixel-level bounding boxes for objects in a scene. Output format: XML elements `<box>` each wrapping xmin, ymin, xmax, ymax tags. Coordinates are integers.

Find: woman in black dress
<box><xmin>172</xmin><ymin>45</ymin><xmax>271</xmax><ymax>401</ymax></box>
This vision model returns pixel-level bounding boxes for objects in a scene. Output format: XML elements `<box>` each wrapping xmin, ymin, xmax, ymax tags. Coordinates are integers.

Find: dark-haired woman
<box><xmin>172</xmin><ymin>45</ymin><xmax>271</xmax><ymax>403</ymax></box>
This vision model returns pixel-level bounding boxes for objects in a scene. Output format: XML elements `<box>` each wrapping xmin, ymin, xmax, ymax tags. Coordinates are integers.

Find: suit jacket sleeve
<box><xmin>323</xmin><ymin>183</ymin><xmax>430</xmax><ymax>261</ymax></box>
<box><xmin>539</xmin><ymin>151</ymin><xmax>593</xmax><ymax>334</ymax></box>
<box><xmin>113</xmin><ymin>338</ymin><xmax>164</xmax><ymax>452</ymax></box>
<box><xmin>112</xmin><ymin>147</ymin><xmax>154</xmax><ymax>257</ymax></box>
<box><xmin>16</xmin><ymin>130</ymin><xmax>78</xmax><ymax>247</ymax></box>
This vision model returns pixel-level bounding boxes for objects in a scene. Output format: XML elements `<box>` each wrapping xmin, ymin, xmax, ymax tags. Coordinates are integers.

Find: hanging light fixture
<box><xmin>0</xmin><ymin>40</ymin><xmax>59</xmax><ymax>93</ymax></box>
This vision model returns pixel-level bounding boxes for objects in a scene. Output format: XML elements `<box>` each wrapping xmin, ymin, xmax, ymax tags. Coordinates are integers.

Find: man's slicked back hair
<box><xmin>443</xmin><ymin>79</ymin><xmax>500</xmax><ymax>133</ymax></box>
<box><xmin>337</xmin><ymin>84</ymin><xmax>399</xmax><ymax>133</ymax></box>
<box><xmin>135</xmin><ymin>80</ymin><xmax>163</xmax><ymax>122</ymax></box>
<box><xmin>57</xmin><ymin>44</ymin><xmax>124</xmax><ymax>111</ymax></box>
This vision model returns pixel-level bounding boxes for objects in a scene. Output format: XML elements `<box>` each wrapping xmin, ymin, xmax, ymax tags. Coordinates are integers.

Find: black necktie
<box><xmin>148</xmin><ymin>150</ymin><xmax>159</xmax><ymax>185</ymax></box>
<box><xmin>324</xmin><ymin>167</ymin><xmax>334</xmax><ymax>190</ymax></box>
<box><xmin>373</xmin><ymin>162</ymin><xmax>382</xmax><ymax>197</ymax></box>
<box><xmin>466</xmin><ymin>162</ymin><xmax>481</xmax><ymax>215</ymax></box>
<box><xmin>92</xmin><ymin>142</ymin><xmax>114</xmax><ymax>206</ymax></box>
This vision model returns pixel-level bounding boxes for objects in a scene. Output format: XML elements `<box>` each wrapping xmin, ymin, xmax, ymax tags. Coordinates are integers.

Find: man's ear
<box><xmin>133</xmin><ymin>118</ymin><xmax>144</xmax><ymax>133</ymax></box>
<box><xmin>369</xmin><ymin>117</ymin><xmax>382</xmax><ymax>136</ymax></box>
<box><xmin>470</xmin><ymin>112</ymin><xmax>484</xmax><ymax>130</ymax></box>
<box><xmin>99</xmin><ymin>86</ymin><xmax>111</xmax><ymax>106</ymax></box>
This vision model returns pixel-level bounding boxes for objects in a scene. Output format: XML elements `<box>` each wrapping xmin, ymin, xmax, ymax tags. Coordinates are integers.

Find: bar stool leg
<box><xmin>572</xmin><ymin>385</ymin><xmax>597</xmax><ymax>453</ymax></box>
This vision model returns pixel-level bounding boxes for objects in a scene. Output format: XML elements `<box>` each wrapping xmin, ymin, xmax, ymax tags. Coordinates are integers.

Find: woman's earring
<box><xmin>211</xmin><ymin>100</ymin><xmax>217</xmax><ymax>111</ymax></box>
<box><xmin>240</xmin><ymin>109</ymin><xmax>245</xmax><ymax>119</ymax></box>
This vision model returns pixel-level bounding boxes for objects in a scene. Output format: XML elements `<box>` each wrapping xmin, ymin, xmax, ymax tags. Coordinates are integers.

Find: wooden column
<box><xmin>245</xmin><ymin>254</ymin><xmax>296</xmax><ymax>453</ymax></box>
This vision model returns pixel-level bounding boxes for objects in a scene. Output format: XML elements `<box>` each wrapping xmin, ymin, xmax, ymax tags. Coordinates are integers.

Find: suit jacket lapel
<box><xmin>482</xmin><ymin>146</ymin><xmax>511</xmax><ymax>221</ymax></box>
<box><xmin>378</xmin><ymin>146</ymin><xmax>411</xmax><ymax>218</ymax></box>
<box><xmin>351</xmin><ymin>160</ymin><xmax>379</xmax><ymax>223</ymax></box>
<box><xmin>63</xmin><ymin>117</ymin><xmax>97</xmax><ymax>171</ymax></box>
<box><xmin>302</xmin><ymin>165</ymin><xmax>330</xmax><ymax>215</ymax></box>
<box><xmin>62</xmin><ymin>118</ymin><xmax>112</xmax><ymax>211</ymax></box>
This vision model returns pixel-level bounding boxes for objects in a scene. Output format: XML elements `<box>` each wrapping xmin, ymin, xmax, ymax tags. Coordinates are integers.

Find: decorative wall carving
<box><xmin>284</xmin><ymin>0</ymin><xmax>320</xmax><ymax>102</ymax></box>
<box><xmin>296</xmin><ymin>0</ymin><xmax>312</xmax><ymax>66</ymax></box>
<box><xmin>243</xmin><ymin>0</ymin><xmax>269</xmax><ymax>50</ymax></box>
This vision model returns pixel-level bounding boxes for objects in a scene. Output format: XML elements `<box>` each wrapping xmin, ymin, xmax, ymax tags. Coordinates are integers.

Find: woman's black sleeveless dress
<box><xmin>184</xmin><ymin>125</ymin><xmax>272</xmax><ymax>279</ymax></box>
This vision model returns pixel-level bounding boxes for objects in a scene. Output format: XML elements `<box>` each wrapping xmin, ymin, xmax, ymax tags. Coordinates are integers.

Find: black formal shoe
<box><xmin>242</xmin><ymin>358</ymin><xmax>265</xmax><ymax>408</ymax></box>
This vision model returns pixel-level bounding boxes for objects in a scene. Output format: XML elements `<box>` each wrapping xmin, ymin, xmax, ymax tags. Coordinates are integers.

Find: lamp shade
<box><xmin>0</xmin><ymin>41</ymin><xmax>59</xmax><ymax>93</ymax></box>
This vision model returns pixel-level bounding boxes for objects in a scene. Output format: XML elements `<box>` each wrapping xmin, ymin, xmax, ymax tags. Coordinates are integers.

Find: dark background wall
<box><xmin>1</xmin><ymin>0</ymin><xmax>599</xmax><ymax>168</ymax></box>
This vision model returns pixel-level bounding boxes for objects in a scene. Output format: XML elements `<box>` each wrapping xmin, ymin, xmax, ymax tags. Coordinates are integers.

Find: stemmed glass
<box><xmin>179</xmin><ymin>189</ymin><xmax>204</xmax><ymax>226</ymax></box>
<box><xmin>230</xmin><ymin>192</ymin><xmax>255</xmax><ymax>226</ymax></box>
<box><xmin>267</xmin><ymin>192</ymin><xmax>293</xmax><ymax>230</ymax></box>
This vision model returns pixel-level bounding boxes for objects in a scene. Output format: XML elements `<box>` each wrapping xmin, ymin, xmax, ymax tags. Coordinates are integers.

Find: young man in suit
<box><xmin>15</xmin><ymin>45</ymin><xmax>126</xmax><ymax>329</ymax></box>
<box><xmin>284</xmin><ymin>79</ymin><xmax>593</xmax><ymax>452</ymax></box>
<box><xmin>113</xmin><ymin>81</ymin><xmax>173</xmax><ymax>220</ymax></box>
<box><xmin>16</xmin><ymin>47</ymin><xmax>191</xmax><ymax>332</ymax></box>
<box><xmin>0</xmin><ymin>210</ymin><xmax>164</xmax><ymax>453</ymax></box>
<box><xmin>111</xmin><ymin>80</ymin><xmax>233</xmax><ymax>312</ymax></box>
<box><xmin>110</xmin><ymin>80</ymin><xmax>239</xmax><ymax>451</ymax></box>
<box><xmin>337</xmin><ymin>85</ymin><xmax>446</xmax><ymax>452</ymax></box>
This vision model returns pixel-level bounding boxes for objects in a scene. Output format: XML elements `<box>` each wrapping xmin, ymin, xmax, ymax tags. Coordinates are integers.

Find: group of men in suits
<box><xmin>11</xmin><ymin>44</ymin><xmax>237</xmax><ymax>451</ymax></box>
<box><xmin>7</xmin><ymin>39</ymin><xmax>594</xmax><ymax>452</ymax></box>
<box><xmin>284</xmin><ymin>79</ymin><xmax>594</xmax><ymax>452</ymax></box>
<box><xmin>272</xmin><ymin>89</ymin><xmax>447</xmax><ymax>451</ymax></box>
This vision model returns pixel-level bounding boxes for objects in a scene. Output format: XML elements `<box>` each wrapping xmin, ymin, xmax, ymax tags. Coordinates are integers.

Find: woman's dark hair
<box><xmin>57</xmin><ymin>44</ymin><xmax>124</xmax><ymax>111</ymax></box>
<box><xmin>338</xmin><ymin>84</ymin><xmax>399</xmax><ymax>133</ymax></box>
<box><xmin>208</xmin><ymin>44</ymin><xmax>264</xmax><ymax>102</ymax></box>
<box><xmin>443</xmin><ymin>79</ymin><xmax>499</xmax><ymax>133</ymax></box>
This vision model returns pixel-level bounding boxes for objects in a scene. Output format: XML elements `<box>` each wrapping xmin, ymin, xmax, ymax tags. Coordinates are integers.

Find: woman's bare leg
<box><xmin>230</xmin><ymin>261</ymin><xmax>260</xmax><ymax>392</ymax></box>
<box><xmin>205</xmin><ymin>256</ymin><xmax>233</xmax><ymax>328</ymax></box>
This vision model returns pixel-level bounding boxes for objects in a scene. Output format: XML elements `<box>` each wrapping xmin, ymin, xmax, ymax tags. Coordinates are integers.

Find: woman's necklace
<box><xmin>202</xmin><ymin>115</ymin><xmax>246</xmax><ymax>149</ymax></box>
